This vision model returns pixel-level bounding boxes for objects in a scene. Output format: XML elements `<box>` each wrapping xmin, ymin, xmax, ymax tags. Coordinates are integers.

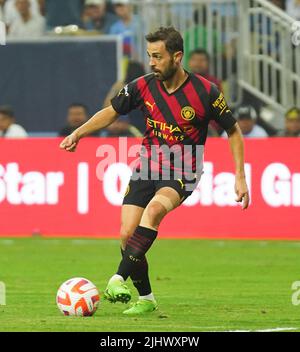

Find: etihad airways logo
<box><xmin>147</xmin><ymin>118</ymin><xmax>194</xmax><ymax>142</ymax></box>
<box><xmin>147</xmin><ymin>118</ymin><xmax>194</xmax><ymax>134</ymax></box>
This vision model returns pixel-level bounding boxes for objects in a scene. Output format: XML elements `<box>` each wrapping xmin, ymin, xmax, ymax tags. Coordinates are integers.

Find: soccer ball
<box><xmin>56</xmin><ymin>277</ymin><xmax>100</xmax><ymax>316</ymax></box>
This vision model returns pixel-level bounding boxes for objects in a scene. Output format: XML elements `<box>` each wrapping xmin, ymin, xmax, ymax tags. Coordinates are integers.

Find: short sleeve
<box><xmin>209</xmin><ymin>84</ymin><xmax>237</xmax><ymax>130</ymax></box>
<box><xmin>111</xmin><ymin>81</ymin><xmax>140</xmax><ymax>115</ymax></box>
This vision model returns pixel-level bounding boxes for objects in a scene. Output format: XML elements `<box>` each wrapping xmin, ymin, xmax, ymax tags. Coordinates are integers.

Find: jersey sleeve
<box><xmin>209</xmin><ymin>84</ymin><xmax>237</xmax><ymax>130</ymax></box>
<box><xmin>111</xmin><ymin>80</ymin><xmax>141</xmax><ymax>115</ymax></box>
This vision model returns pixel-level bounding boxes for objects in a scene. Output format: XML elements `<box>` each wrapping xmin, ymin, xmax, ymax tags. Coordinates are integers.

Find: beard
<box><xmin>152</xmin><ymin>60</ymin><xmax>178</xmax><ymax>81</ymax></box>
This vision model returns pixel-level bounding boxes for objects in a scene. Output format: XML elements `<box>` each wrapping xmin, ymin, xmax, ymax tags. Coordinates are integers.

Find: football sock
<box><xmin>108</xmin><ymin>274</ymin><xmax>124</xmax><ymax>284</ymax></box>
<box><xmin>121</xmin><ymin>248</ymin><xmax>152</xmax><ymax>296</ymax></box>
<box><xmin>117</xmin><ymin>226</ymin><xmax>157</xmax><ymax>281</ymax></box>
<box><xmin>139</xmin><ymin>293</ymin><xmax>155</xmax><ymax>302</ymax></box>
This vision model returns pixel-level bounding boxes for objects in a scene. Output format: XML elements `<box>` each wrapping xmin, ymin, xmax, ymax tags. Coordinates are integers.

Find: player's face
<box><xmin>147</xmin><ymin>41</ymin><xmax>182</xmax><ymax>81</ymax></box>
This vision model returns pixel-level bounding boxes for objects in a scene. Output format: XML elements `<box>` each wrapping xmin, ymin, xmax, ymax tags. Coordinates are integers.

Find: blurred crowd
<box><xmin>1</xmin><ymin>102</ymin><xmax>300</xmax><ymax>139</ymax></box>
<box><xmin>0</xmin><ymin>0</ymin><xmax>299</xmax><ymax>40</ymax></box>
<box><xmin>1</xmin><ymin>53</ymin><xmax>300</xmax><ymax>139</ymax></box>
<box><xmin>0</xmin><ymin>0</ymin><xmax>141</xmax><ymax>56</ymax></box>
<box><xmin>0</xmin><ymin>0</ymin><xmax>299</xmax><ymax>139</ymax></box>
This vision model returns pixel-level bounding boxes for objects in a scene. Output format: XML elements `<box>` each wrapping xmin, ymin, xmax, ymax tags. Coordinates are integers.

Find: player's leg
<box><xmin>121</xmin><ymin>186</ymin><xmax>182</xmax><ymax>314</ymax></box>
<box><xmin>118</xmin><ymin>186</ymin><xmax>181</xmax><ymax>278</ymax></box>
<box><xmin>104</xmin><ymin>204</ymin><xmax>144</xmax><ymax>303</ymax></box>
<box><xmin>104</xmin><ymin>178</ymin><xmax>155</xmax><ymax>304</ymax></box>
<box><xmin>120</xmin><ymin>204</ymin><xmax>144</xmax><ymax>251</ymax></box>
<box><xmin>119</xmin><ymin>204</ymin><xmax>154</xmax><ymax>303</ymax></box>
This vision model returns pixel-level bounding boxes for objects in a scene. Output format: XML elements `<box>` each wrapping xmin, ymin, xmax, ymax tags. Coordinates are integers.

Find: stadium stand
<box><xmin>0</xmin><ymin>0</ymin><xmax>299</xmax><ymax>135</ymax></box>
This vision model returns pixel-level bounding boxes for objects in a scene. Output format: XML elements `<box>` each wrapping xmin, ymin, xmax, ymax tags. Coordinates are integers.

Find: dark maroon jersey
<box><xmin>111</xmin><ymin>72</ymin><xmax>236</xmax><ymax>178</ymax></box>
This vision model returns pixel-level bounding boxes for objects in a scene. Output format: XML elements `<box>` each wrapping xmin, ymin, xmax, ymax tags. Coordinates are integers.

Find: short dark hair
<box><xmin>68</xmin><ymin>103</ymin><xmax>89</xmax><ymax>115</ymax></box>
<box><xmin>145</xmin><ymin>27</ymin><xmax>184</xmax><ymax>55</ymax></box>
<box><xmin>0</xmin><ymin>105</ymin><xmax>14</xmax><ymax>118</ymax></box>
<box><xmin>189</xmin><ymin>48</ymin><xmax>210</xmax><ymax>60</ymax></box>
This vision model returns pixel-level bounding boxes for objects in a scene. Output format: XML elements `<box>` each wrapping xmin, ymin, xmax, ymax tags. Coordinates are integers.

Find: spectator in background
<box><xmin>188</xmin><ymin>48</ymin><xmax>223</xmax><ymax>137</ymax></box>
<box><xmin>0</xmin><ymin>0</ymin><xmax>5</xmax><ymax>21</ymax></box>
<box><xmin>222</xmin><ymin>105</ymin><xmax>268</xmax><ymax>138</ymax></box>
<box><xmin>188</xmin><ymin>48</ymin><xmax>222</xmax><ymax>91</ymax></box>
<box><xmin>3</xmin><ymin>0</ymin><xmax>40</xmax><ymax>26</ymax></box>
<box><xmin>286</xmin><ymin>0</ymin><xmax>300</xmax><ymax>20</ymax></box>
<box><xmin>45</xmin><ymin>0</ymin><xmax>82</xmax><ymax>30</ymax></box>
<box><xmin>0</xmin><ymin>106</ymin><xmax>28</xmax><ymax>138</ymax></box>
<box><xmin>38</xmin><ymin>0</ymin><xmax>45</xmax><ymax>16</ymax></box>
<box><xmin>277</xmin><ymin>107</ymin><xmax>300</xmax><ymax>137</ymax></box>
<box><xmin>109</xmin><ymin>0</ymin><xmax>140</xmax><ymax>57</ymax></box>
<box><xmin>103</xmin><ymin>60</ymin><xmax>145</xmax><ymax>108</ymax></box>
<box><xmin>100</xmin><ymin>115</ymin><xmax>142</xmax><ymax>137</ymax></box>
<box><xmin>269</xmin><ymin>0</ymin><xmax>285</xmax><ymax>9</ymax></box>
<box><xmin>8</xmin><ymin>0</ymin><xmax>45</xmax><ymax>38</ymax></box>
<box><xmin>59</xmin><ymin>103</ymin><xmax>98</xmax><ymax>137</ymax></box>
<box><xmin>82</xmin><ymin>0</ymin><xmax>117</xmax><ymax>34</ymax></box>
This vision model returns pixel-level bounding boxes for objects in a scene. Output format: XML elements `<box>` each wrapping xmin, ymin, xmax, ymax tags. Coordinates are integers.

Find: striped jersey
<box><xmin>111</xmin><ymin>72</ymin><xmax>236</xmax><ymax>179</ymax></box>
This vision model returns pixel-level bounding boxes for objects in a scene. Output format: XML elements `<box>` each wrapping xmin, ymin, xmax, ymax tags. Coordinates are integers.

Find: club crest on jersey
<box><xmin>181</xmin><ymin>106</ymin><xmax>195</xmax><ymax>121</ymax></box>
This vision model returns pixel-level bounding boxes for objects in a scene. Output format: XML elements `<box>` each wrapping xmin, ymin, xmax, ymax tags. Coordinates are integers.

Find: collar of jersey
<box><xmin>159</xmin><ymin>70</ymin><xmax>191</xmax><ymax>96</ymax></box>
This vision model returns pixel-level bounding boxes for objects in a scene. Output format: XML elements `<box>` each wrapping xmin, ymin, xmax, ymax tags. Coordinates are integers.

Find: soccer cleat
<box><xmin>123</xmin><ymin>299</ymin><xmax>158</xmax><ymax>315</ymax></box>
<box><xmin>103</xmin><ymin>279</ymin><xmax>131</xmax><ymax>304</ymax></box>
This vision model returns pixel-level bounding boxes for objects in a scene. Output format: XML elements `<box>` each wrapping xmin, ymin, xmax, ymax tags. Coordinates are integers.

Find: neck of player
<box><xmin>162</xmin><ymin>67</ymin><xmax>188</xmax><ymax>94</ymax></box>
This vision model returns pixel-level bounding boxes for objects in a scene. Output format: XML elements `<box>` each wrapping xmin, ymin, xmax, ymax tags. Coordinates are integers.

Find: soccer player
<box><xmin>60</xmin><ymin>27</ymin><xmax>249</xmax><ymax>315</ymax></box>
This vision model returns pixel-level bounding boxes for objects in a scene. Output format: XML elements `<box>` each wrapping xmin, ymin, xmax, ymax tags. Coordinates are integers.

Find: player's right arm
<box><xmin>59</xmin><ymin>105</ymin><xmax>119</xmax><ymax>152</ymax></box>
<box><xmin>60</xmin><ymin>79</ymin><xmax>141</xmax><ymax>152</ymax></box>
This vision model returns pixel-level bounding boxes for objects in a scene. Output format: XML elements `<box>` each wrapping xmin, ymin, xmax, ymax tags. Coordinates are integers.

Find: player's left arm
<box><xmin>209</xmin><ymin>84</ymin><xmax>249</xmax><ymax>210</ymax></box>
<box><xmin>225</xmin><ymin>123</ymin><xmax>250</xmax><ymax>210</ymax></box>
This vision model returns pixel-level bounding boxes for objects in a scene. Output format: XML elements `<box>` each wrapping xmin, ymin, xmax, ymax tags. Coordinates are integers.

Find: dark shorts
<box><xmin>123</xmin><ymin>175</ymin><xmax>200</xmax><ymax>209</ymax></box>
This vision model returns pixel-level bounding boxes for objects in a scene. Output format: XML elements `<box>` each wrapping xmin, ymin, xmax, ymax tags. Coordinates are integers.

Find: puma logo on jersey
<box><xmin>146</xmin><ymin>101</ymin><xmax>156</xmax><ymax>112</ymax></box>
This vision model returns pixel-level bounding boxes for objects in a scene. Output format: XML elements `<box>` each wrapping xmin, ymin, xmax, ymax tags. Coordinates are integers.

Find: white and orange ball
<box><xmin>56</xmin><ymin>277</ymin><xmax>100</xmax><ymax>317</ymax></box>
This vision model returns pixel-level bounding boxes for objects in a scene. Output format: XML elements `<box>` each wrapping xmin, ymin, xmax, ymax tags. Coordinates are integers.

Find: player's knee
<box><xmin>146</xmin><ymin>202</ymin><xmax>167</xmax><ymax>228</ymax></box>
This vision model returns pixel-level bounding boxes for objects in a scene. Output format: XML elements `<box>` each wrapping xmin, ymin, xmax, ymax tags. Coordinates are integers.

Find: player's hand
<box><xmin>235</xmin><ymin>175</ymin><xmax>250</xmax><ymax>210</ymax></box>
<box><xmin>59</xmin><ymin>133</ymin><xmax>79</xmax><ymax>152</ymax></box>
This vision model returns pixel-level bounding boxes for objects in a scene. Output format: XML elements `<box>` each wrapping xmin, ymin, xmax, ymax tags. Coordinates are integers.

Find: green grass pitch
<box><xmin>0</xmin><ymin>237</ymin><xmax>300</xmax><ymax>332</ymax></box>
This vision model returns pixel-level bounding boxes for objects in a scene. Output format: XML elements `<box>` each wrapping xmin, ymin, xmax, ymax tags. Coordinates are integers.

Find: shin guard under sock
<box><xmin>117</xmin><ymin>226</ymin><xmax>157</xmax><ymax>281</ymax></box>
